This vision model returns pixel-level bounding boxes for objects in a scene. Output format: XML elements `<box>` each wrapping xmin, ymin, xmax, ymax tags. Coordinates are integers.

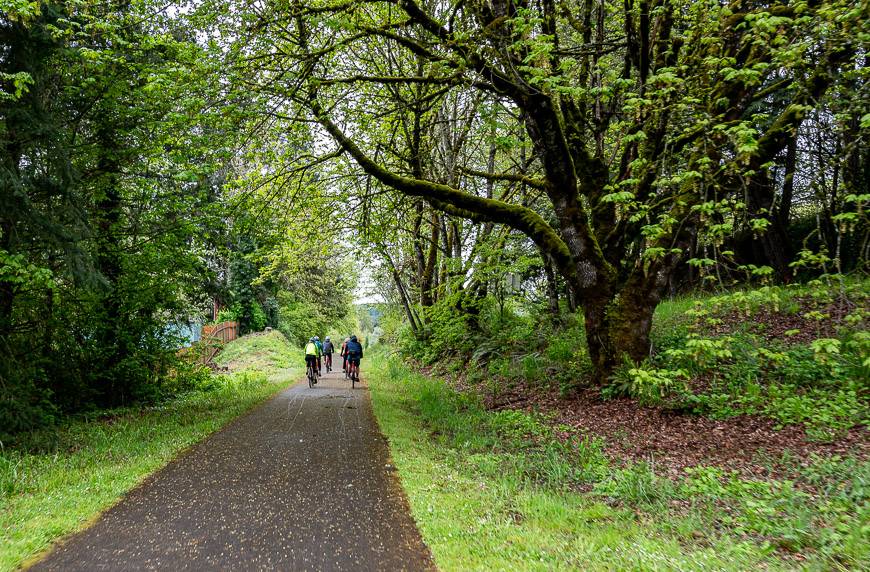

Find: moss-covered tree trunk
<box><xmin>542</xmin><ymin>256</ymin><xmax>561</xmax><ymax>323</ymax></box>
<box><xmin>420</xmin><ymin>210</ymin><xmax>440</xmax><ymax>308</ymax></box>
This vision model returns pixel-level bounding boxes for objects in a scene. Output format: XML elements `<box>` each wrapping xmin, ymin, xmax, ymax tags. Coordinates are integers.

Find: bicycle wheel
<box><xmin>307</xmin><ymin>366</ymin><xmax>314</xmax><ymax>388</ymax></box>
<box><xmin>351</xmin><ymin>367</ymin><xmax>356</xmax><ymax>389</ymax></box>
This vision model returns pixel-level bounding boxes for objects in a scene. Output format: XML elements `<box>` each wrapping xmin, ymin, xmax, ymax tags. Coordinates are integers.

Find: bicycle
<box><xmin>348</xmin><ymin>360</ymin><xmax>360</xmax><ymax>388</ymax></box>
<box><xmin>325</xmin><ymin>353</ymin><xmax>332</xmax><ymax>373</ymax></box>
<box><xmin>307</xmin><ymin>361</ymin><xmax>317</xmax><ymax>388</ymax></box>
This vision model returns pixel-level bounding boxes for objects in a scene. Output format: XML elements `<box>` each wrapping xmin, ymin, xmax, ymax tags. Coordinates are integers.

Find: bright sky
<box><xmin>354</xmin><ymin>263</ymin><xmax>385</xmax><ymax>304</ymax></box>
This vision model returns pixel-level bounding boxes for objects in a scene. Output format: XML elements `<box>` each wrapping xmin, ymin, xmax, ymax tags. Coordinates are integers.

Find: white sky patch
<box><xmin>354</xmin><ymin>263</ymin><xmax>384</xmax><ymax>304</ymax></box>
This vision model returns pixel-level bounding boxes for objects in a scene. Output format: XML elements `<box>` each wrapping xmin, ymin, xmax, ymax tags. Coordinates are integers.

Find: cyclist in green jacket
<box><xmin>304</xmin><ymin>338</ymin><xmax>319</xmax><ymax>383</ymax></box>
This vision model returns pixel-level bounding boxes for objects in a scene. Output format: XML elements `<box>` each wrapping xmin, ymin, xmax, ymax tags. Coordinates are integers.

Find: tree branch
<box><xmin>309</xmin><ymin>96</ymin><xmax>577</xmax><ymax>282</ymax></box>
<box><xmin>459</xmin><ymin>167</ymin><xmax>548</xmax><ymax>190</ymax></box>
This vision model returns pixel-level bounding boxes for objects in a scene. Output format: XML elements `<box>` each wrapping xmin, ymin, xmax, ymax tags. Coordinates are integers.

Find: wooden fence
<box><xmin>202</xmin><ymin>321</ymin><xmax>240</xmax><ymax>344</ymax></box>
<box><xmin>184</xmin><ymin>321</ymin><xmax>240</xmax><ymax>366</ymax></box>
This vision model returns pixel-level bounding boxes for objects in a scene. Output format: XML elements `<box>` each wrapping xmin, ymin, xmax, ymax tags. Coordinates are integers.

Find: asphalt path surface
<box><xmin>30</xmin><ymin>366</ymin><xmax>435</xmax><ymax>571</ymax></box>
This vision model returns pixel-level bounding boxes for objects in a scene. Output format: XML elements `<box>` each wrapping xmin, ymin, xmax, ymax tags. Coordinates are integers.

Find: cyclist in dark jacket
<box><xmin>345</xmin><ymin>335</ymin><xmax>363</xmax><ymax>381</ymax></box>
<box><xmin>322</xmin><ymin>337</ymin><xmax>335</xmax><ymax>371</ymax></box>
<box><xmin>345</xmin><ymin>335</ymin><xmax>363</xmax><ymax>360</ymax></box>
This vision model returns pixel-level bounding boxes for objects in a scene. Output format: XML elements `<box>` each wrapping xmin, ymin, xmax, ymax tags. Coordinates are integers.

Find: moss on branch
<box><xmin>310</xmin><ymin>98</ymin><xmax>577</xmax><ymax>282</ymax></box>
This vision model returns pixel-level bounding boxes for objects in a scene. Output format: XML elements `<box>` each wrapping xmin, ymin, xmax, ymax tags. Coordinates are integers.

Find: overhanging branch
<box><xmin>309</xmin><ymin>96</ymin><xmax>578</xmax><ymax>282</ymax></box>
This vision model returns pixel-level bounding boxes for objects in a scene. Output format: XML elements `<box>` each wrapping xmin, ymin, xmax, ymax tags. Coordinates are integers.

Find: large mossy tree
<box><xmin>225</xmin><ymin>0</ymin><xmax>865</xmax><ymax>380</ymax></box>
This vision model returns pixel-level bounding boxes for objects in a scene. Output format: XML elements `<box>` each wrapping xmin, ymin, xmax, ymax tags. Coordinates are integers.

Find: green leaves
<box><xmin>0</xmin><ymin>71</ymin><xmax>33</xmax><ymax>100</ymax></box>
<box><xmin>0</xmin><ymin>0</ymin><xmax>41</xmax><ymax>23</ymax></box>
<box><xmin>0</xmin><ymin>250</ymin><xmax>54</xmax><ymax>290</ymax></box>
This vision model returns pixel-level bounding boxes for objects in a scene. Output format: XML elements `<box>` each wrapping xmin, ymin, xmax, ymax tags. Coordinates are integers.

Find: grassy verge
<box><xmin>0</xmin><ymin>330</ymin><xmax>300</xmax><ymax>571</ymax></box>
<box><xmin>214</xmin><ymin>329</ymin><xmax>300</xmax><ymax>380</ymax></box>
<box><xmin>368</xmin><ymin>351</ymin><xmax>868</xmax><ymax>571</ymax></box>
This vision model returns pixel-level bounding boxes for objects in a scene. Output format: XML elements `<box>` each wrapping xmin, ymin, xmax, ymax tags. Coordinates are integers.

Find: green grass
<box><xmin>366</xmin><ymin>352</ymin><xmax>834</xmax><ymax>571</ymax></box>
<box><xmin>0</xmin><ymin>331</ymin><xmax>300</xmax><ymax>571</ymax></box>
<box><xmin>214</xmin><ymin>330</ymin><xmax>300</xmax><ymax>377</ymax></box>
<box><xmin>373</xmin><ymin>348</ymin><xmax>869</xmax><ymax>569</ymax></box>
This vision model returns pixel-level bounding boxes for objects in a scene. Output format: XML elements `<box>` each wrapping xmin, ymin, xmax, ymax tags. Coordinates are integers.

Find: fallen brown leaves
<box><xmin>483</xmin><ymin>383</ymin><xmax>868</xmax><ymax>481</ymax></box>
<box><xmin>702</xmin><ymin>296</ymin><xmax>860</xmax><ymax>344</ymax></box>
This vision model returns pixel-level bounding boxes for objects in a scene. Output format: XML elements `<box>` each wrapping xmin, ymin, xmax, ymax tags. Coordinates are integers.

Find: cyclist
<box><xmin>322</xmin><ymin>336</ymin><xmax>335</xmax><ymax>372</ymax></box>
<box><xmin>314</xmin><ymin>336</ymin><xmax>324</xmax><ymax>375</ymax></box>
<box><xmin>340</xmin><ymin>336</ymin><xmax>350</xmax><ymax>372</ymax></box>
<box><xmin>345</xmin><ymin>334</ymin><xmax>363</xmax><ymax>382</ymax></box>
<box><xmin>304</xmin><ymin>337</ymin><xmax>319</xmax><ymax>384</ymax></box>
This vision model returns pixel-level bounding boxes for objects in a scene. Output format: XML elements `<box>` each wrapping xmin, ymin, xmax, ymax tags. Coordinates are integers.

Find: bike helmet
<box><xmin>325</xmin><ymin>336</ymin><xmax>330</xmax><ymax>341</ymax></box>
<box><xmin>309</xmin><ymin>337</ymin><xmax>315</xmax><ymax>342</ymax></box>
<box><xmin>350</xmin><ymin>335</ymin><xmax>358</xmax><ymax>342</ymax></box>
<box><xmin>314</xmin><ymin>336</ymin><xmax>320</xmax><ymax>341</ymax></box>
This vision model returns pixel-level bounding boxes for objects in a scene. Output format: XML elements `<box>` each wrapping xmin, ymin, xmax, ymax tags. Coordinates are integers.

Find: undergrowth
<box><xmin>642</xmin><ymin>278</ymin><xmax>869</xmax><ymax>440</ymax></box>
<box><xmin>396</xmin><ymin>277</ymin><xmax>869</xmax><ymax>440</ymax></box>
<box><xmin>369</xmin><ymin>352</ymin><xmax>869</xmax><ymax>570</ymax></box>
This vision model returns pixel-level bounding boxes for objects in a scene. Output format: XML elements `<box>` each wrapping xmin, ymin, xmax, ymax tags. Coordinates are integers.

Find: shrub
<box><xmin>0</xmin><ymin>367</ymin><xmax>57</xmax><ymax>438</ymax></box>
<box><xmin>605</xmin><ymin>359</ymin><xmax>689</xmax><ymax>406</ymax></box>
<box><xmin>161</xmin><ymin>361</ymin><xmax>219</xmax><ymax>395</ymax></box>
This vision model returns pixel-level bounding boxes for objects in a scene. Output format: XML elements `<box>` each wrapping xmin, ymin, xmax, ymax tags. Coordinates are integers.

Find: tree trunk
<box><xmin>0</xmin><ymin>219</ymin><xmax>13</xmax><ymax>337</ymax></box>
<box><xmin>564</xmin><ymin>281</ymin><xmax>577</xmax><ymax>313</ymax></box>
<box><xmin>94</xmin><ymin>129</ymin><xmax>128</xmax><ymax>407</ymax></box>
<box><xmin>420</xmin><ymin>210</ymin><xmax>440</xmax><ymax>307</ymax></box>
<box><xmin>542</xmin><ymin>255</ymin><xmax>561</xmax><ymax>323</ymax></box>
<box><xmin>582</xmin><ymin>289</ymin><xmax>615</xmax><ymax>381</ymax></box>
<box><xmin>777</xmin><ymin>135</ymin><xmax>797</xmax><ymax>228</ymax></box>
<box><xmin>412</xmin><ymin>201</ymin><xmax>425</xmax><ymax>288</ymax></box>
<box><xmin>581</xmin><ymin>278</ymin><xmax>660</xmax><ymax>383</ymax></box>
<box><xmin>394</xmin><ymin>269</ymin><xmax>421</xmax><ymax>336</ymax></box>
<box><xmin>382</xmin><ymin>249</ymin><xmax>422</xmax><ymax>335</ymax></box>
<box><xmin>747</xmin><ymin>173</ymin><xmax>793</xmax><ymax>282</ymax></box>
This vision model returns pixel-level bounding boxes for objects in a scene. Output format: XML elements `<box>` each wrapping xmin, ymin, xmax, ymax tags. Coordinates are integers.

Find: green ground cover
<box><xmin>368</xmin><ymin>350</ymin><xmax>869</xmax><ymax>571</ymax></box>
<box><xmin>0</xmin><ymin>331</ymin><xmax>299</xmax><ymax>571</ymax></box>
<box><xmin>643</xmin><ymin>279</ymin><xmax>869</xmax><ymax>439</ymax></box>
<box><xmin>406</xmin><ymin>278</ymin><xmax>868</xmax><ymax>441</ymax></box>
<box><xmin>214</xmin><ymin>329</ymin><xmax>302</xmax><ymax>378</ymax></box>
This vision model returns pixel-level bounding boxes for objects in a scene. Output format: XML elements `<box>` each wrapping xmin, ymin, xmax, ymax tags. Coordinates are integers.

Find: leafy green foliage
<box><xmin>605</xmin><ymin>361</ymin><xmax>689</xmax><ymax>407</ymax></box>
<box><xmin>0</xmin><ymin>0</ymin><xmax>255</xmax><ymax>427</ymax></box>
<box><xmin>645</xmin><ymin>279</ymin><xmax>870</xmax><ymax>440</ymax></box>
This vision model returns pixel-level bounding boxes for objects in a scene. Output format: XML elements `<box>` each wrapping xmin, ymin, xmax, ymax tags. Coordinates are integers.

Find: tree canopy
<box><xmin>218</xmin><ymin>0</ymin><xmax>867</xmax><ymax>378</ymax></box>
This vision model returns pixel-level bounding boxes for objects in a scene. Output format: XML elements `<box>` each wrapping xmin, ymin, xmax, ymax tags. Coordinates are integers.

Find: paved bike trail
<box><xmin>30</xmin><ymin>369</ymin><xmax>436</xmax><ymax>571</ymax></box>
